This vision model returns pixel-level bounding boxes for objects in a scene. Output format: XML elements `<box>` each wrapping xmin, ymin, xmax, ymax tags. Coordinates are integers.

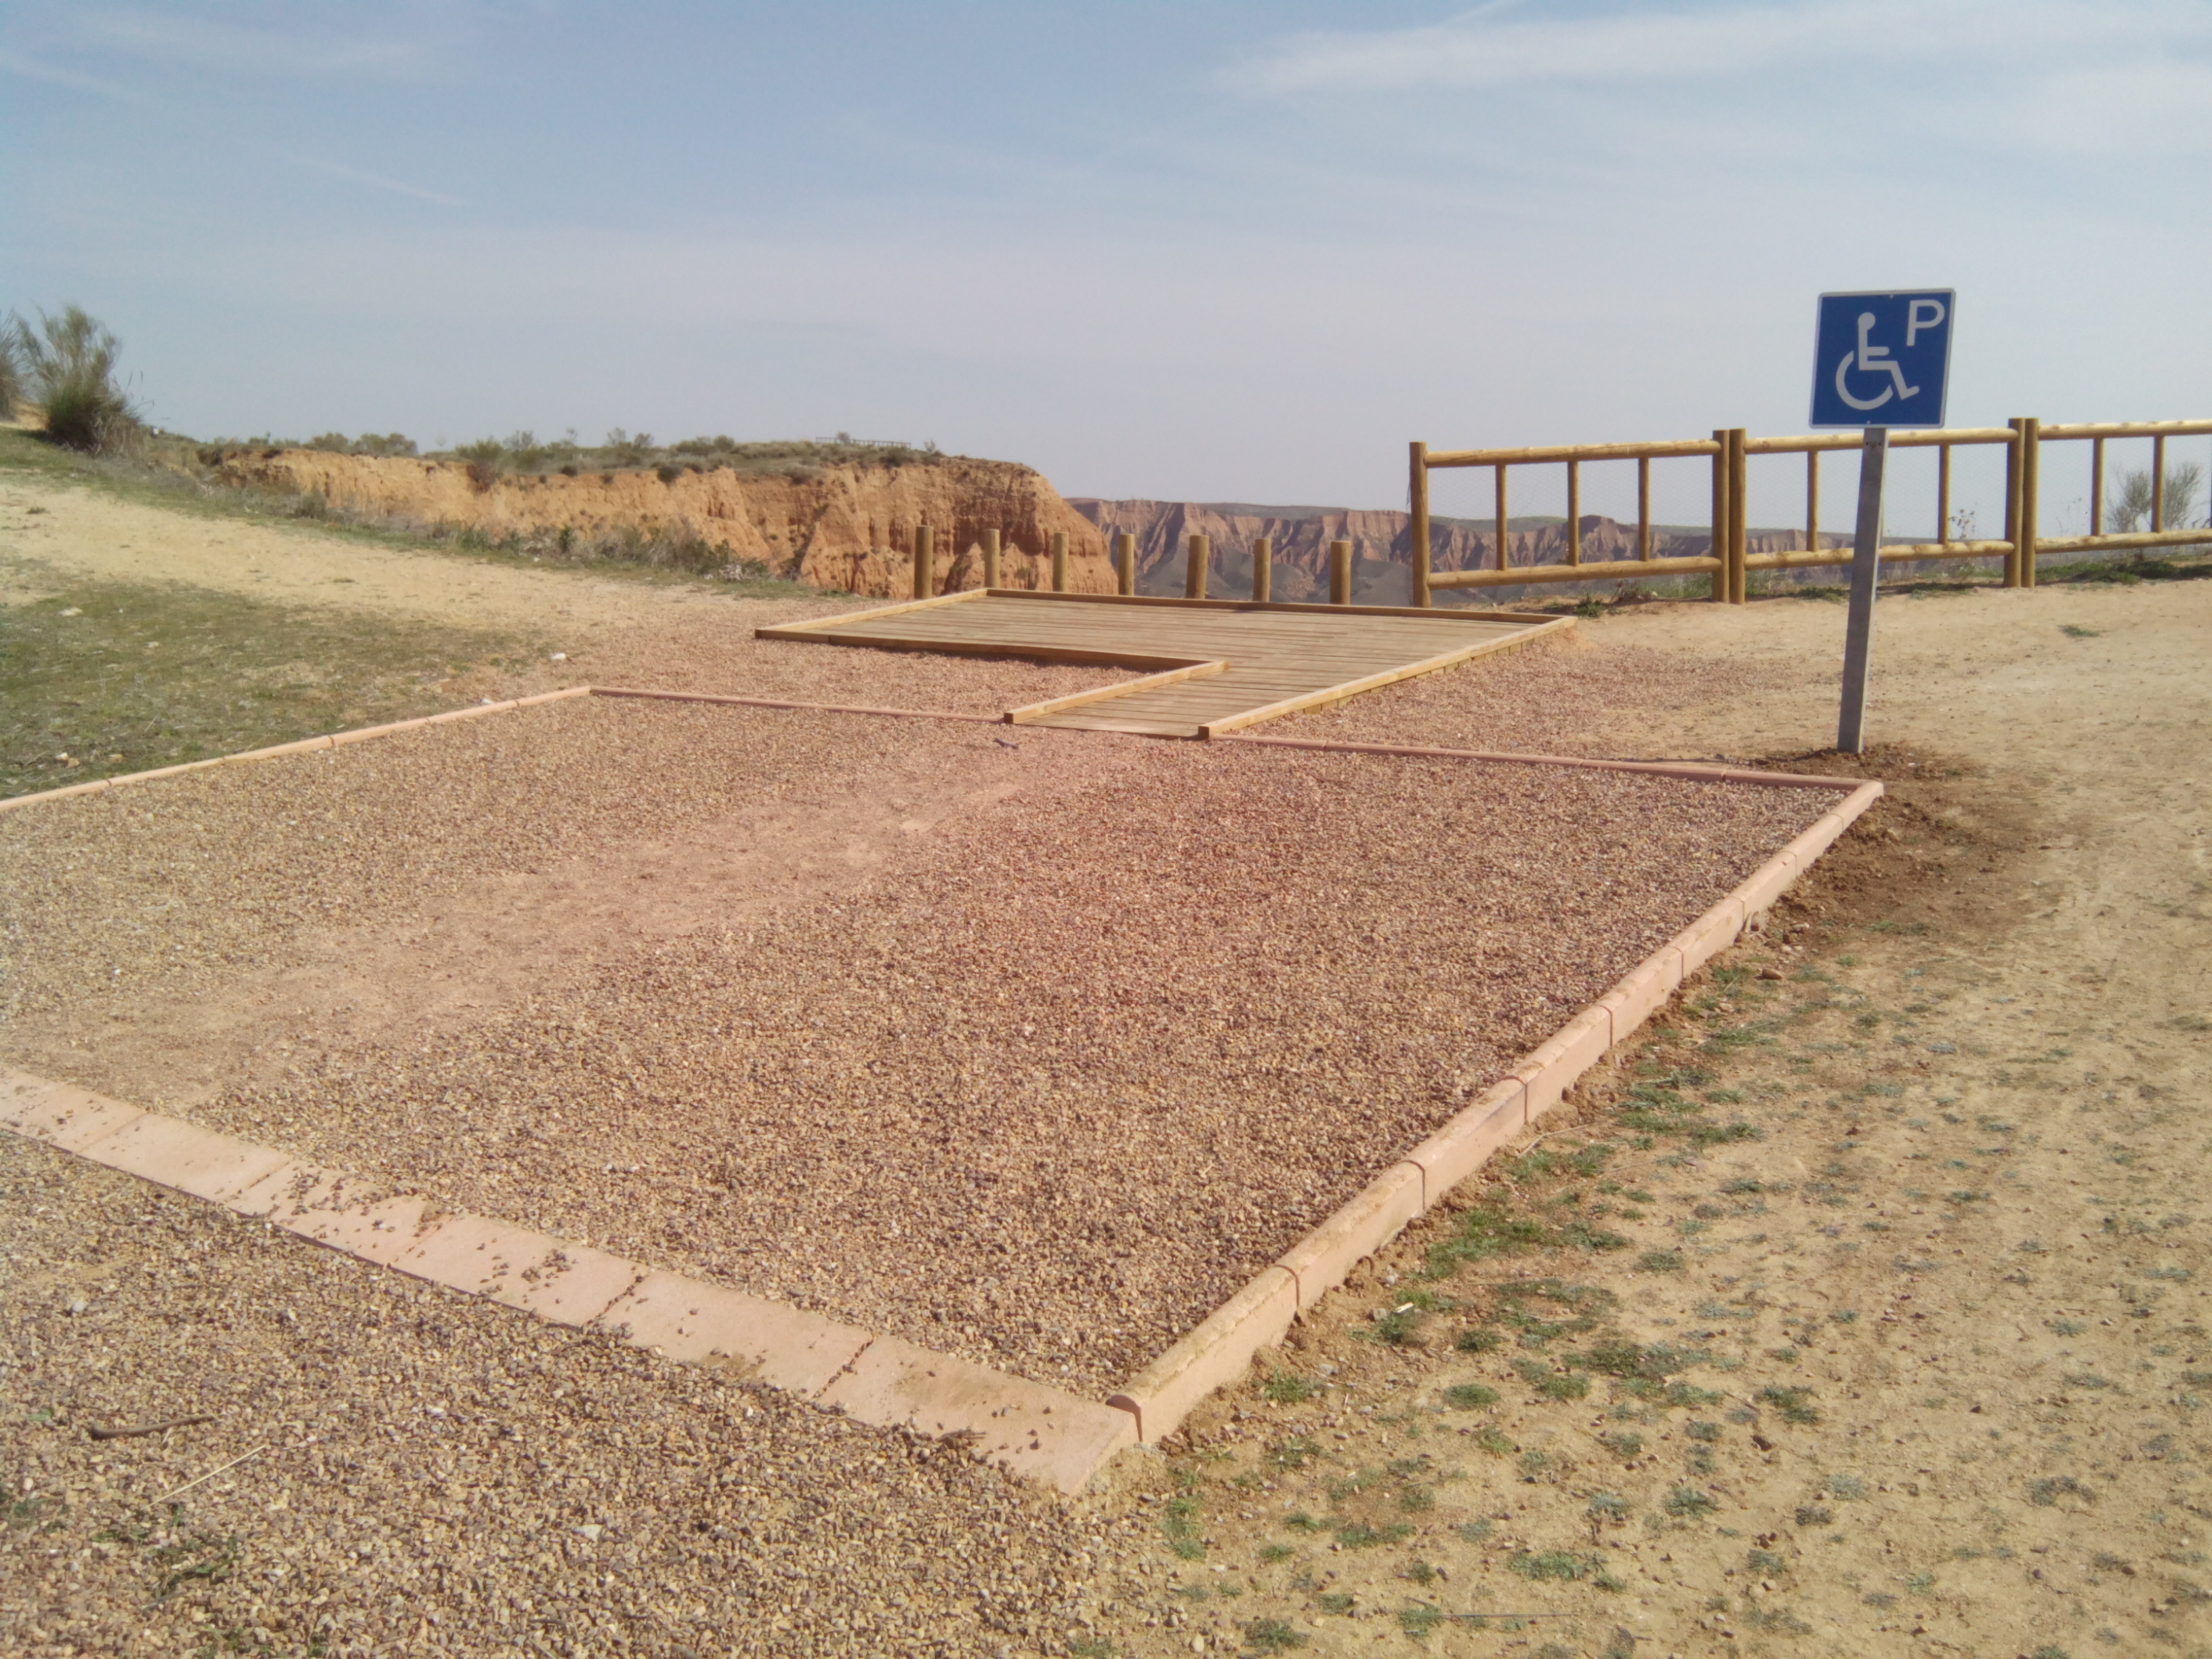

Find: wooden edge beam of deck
<box><xmin>754</xmin><ymin>586</ymin><xmax>987</xmax><ymax>640</ymax></box>
<box><xmin>1197</xmin><ymin>616</ymin><xmax>1573</xmax><ymax>737</ymax></box>
<box><xmin>1004</xmin><ymin>659</ymin><xmax>1228</xmax><ymax>725</ymax></box>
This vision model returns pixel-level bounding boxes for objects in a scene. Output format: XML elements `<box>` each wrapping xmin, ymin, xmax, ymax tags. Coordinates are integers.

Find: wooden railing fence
<box><xmin>1410</xmin><ymin>418</ymin><xmax>2212</xmax><ymax>605</ymax></box>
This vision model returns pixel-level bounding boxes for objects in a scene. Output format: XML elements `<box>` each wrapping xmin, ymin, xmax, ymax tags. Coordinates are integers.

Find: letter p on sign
<box><xmin>1906</xmin><ymin>298</ymin><xmax>1946</xmax><ymax>346</ymax></box>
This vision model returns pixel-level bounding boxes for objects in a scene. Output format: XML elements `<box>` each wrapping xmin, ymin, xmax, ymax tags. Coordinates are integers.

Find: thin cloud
<box><xmin>0</xmin><ymin>45</ymin><xmax>149</xmax><ymax>102</ymax></box>
<box><xmin>294</xmin><ymin>157</ymin><xmax>470</xmax><ymax>209</ymax></box>
<box><xmin>1225</xmin><ymin>0</ymin><xmax>2212</xmax><ymax>95</ymax></box>
<box><xmin>66</xmin><ymin>6</ymin><xmax>449</xmax><ymax>81</ymax></box>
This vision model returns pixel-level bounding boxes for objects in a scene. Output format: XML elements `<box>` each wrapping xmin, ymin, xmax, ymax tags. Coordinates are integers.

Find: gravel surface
<box><xmin>1</xmin><ymin>1133</ymin><xmax>1141</xmax><ymax>1659</ymax></box>
<box><xmin>5</xmin><ymin>697</ymin><xmax>1828</xmax><ymax>1395</ymax></box>
<box><xmin>1270</xmin><ymin>624</ymin><xmax>1800</xmax><ymax>756</ymax></box>
<box><xmin>0</xmin><ymin>685</ymin><xmax>1099</xmax><ymax>1040</ymax></box>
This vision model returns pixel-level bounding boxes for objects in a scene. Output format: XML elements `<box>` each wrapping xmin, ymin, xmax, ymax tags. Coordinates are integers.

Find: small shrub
<box><xmin>1637</xmin><ymin>1250</ymin><xmax>1685</xmax><ymax>1274</ymax></box>
<box><xmin>13</xmin><ymin>304</ymin><xmax>136</xmax><ymax>451</ymax></box>
<box><xmin>1244</xmin><ymin>1618</ymin><xmax>1307</xmax><ymax>1653</ymax></box>
<box><xmin>1441</xmin><ymin>1383</ymin><xmax>1498</xmax><ymax>1409</ymax></box>
<box><xmin>1793</xmin><ymin>1504</ymin><xmax>1833</xmax><ymax>1527</ymax></box>
<box><xmin>1686</xmin><ymin>1420</ymin><xmax>1721</xmax><ymax>1442</ymax></box>
<box><xmin>1454</xmin><ymin>1326</ymin><xmax>1502</xmax><ymax>1353</ymax></box>
<box><xmin>1601</xmin><ymin>1431</ymin><xmax>1643</xmax><ymax>1458</ymax></box>
<box><xmin>1757</xmin><ymin>1386</ymin><xmax>1820</xmax><ymax>1425</ymax></box>
<box><xmin>1263</xmin><ymin>1371</ymin><xmax>1316</xmax><ymax>1405</ymax></box>
<box><xmin>1397</xmin><ymin>1602</ymin><xmax>1446</xmax><ymax>1637</ymax></box>
<box><xmin>1335</xmin><ymin>1521</ymin><xmax>1412</xmax><ymax>1549</ymax></box>
<box><xmin>1662</xmin><ymin>1486</ymin><xmax>1717</xmax><ymax>1518</ymax></box>
<box><xmin>1747</xmin><ymin>1547</ymin><xmax>1786</xmax><ymax>1574</ymax></box>
<box><xmin>1511</xmin><ymin>1549</ymin><xmax>1599</xmax><ymax>1580</ymax></box>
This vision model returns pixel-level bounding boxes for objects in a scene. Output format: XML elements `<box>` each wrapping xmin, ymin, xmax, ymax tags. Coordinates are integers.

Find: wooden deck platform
<box><xmin>756</xmin><ymin>592</ymin><xmax>1569</xmax><ymax>737</ymax></box>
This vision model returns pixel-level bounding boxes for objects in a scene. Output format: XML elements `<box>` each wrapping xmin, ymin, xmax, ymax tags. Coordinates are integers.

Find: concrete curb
<box><xmin>0</xmin><ymin>1070</ymin><xmax>1133</xmax><ymax>1495</ymax></box>
<box><xmin>0</xmin><ymin>688</ymin><xmax>592</xmax><ymax>817</ymax></box>
<box><xmin>1103</xmin><ymin>776</ymin><xmax>1884</xmax><ymax>1448</ymax></box>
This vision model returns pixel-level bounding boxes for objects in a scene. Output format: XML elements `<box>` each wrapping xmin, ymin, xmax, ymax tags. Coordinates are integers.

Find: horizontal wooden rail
<box><xmin>1428</xmin><ymin>554</ymin><xmax>1721</xmax><ymax>590</ymax></box>
<box><xmin>2039</xmin><ymin>419</ymin><xmax>2212</xmax><ymax>441</ymax></box>
<box><xmin>2034</xmin><ymin>527</ymin><xmax>2212</xmax><ymax>556</ymax></box>
<box><xmin>1744</xmin><ymin>539</ymin><xmax>2015</xmax><ymax>572</ymax></box>
<box><xmin>1742</xmin><ymin>426</ymin><xmax>2016</xmax><ymax>455</ymax></box>
<box><xmin>1425</xmin><ymin>437</ymin><xmax>1720</xmax><ymax>468</ymax></box>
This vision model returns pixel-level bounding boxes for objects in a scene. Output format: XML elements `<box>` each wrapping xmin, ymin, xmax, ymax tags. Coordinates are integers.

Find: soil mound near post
<box><xmin>207</xmin><ymin>448</ymin><xmax>1112</xmax><ymax>598</ymax></box>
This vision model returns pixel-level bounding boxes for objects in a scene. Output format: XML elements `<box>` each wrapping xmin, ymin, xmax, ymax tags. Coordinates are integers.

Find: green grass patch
<box><xmin>1441</xmin><ymin>1382</ymin><xmax>1499</xmax><ymax>1409</ymax></box>
<box><xmin>1</xmin><ymin>578</ymin><xmax>534</xmax><ymax>798</ymax></box>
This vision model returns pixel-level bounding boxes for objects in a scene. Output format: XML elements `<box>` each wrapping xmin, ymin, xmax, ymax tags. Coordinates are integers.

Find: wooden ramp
<box><xmin>756</xmin><ymin>592</ymin><xmax>1569</xmax><ymax>737</ymax></box>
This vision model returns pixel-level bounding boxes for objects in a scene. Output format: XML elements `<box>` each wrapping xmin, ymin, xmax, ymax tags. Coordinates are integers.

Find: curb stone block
<box><xmin>1275</xmin><ymin>1165</ymin><xmax>1424</xmax><ymax>1311</ymax></box>
<box><xmin>1597</xmin><ymin>956</ymin><xmax>1683</xmax><ymax>1049</ymax></box>
<box><xmin>1669</xmin><ymin>895</ymin><xmax>1748</xmax><ymax>979</ymax></box>
<box><xmin>272</xmin><ymin>1194</ymin><xmax>445</xmax><ymax>1266</ymax></box>
<box><xmin>1513</xmin><ymin>1006</ymin><xmax>1613</xmax><ymax>1124</ymax></box>
<box><xmin>817</xmin><ymin>1336</ymin><xmax>1137</xmax><ymax>1495</ymax></box>
<box><xmin>591</xmin><ymin>1271</ymin><xmax>871</xmax><ymax>1397</ymax></box>
<box><xmin>1403</xmin><ymin>1082</ymin><xmax>1526</xmax><ymax>1208</ymax></box>
<box><xmin>1734</xmin><ymin>848</ymin><xmax>1801</xmax><ymax>919</ymax></box>
<box><xmin>389</xmin><ymin>1217</ymin><xmax>642</xmax><ymax>1326</ymax></box>
<box><xmin>87</xmin><ymin>1114</ymin><xmax>295</xmax><ymax>1204</ymax></box>
<box><xmin>1106</xmin><ymin>1265</ymin><xmax>1298</xmax><ymax>1444</ymax></box>
<box><xmin>0</xmin><ymin>1070</ymin><xmax>146</xmax><ymax>1152</ymax></box>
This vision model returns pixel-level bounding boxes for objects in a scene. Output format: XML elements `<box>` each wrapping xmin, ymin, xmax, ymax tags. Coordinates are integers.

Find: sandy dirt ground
<box><xmin>4</xmin><ymin>470</ymin><xmax>2209</xmax><ymax>1659</ymax></box>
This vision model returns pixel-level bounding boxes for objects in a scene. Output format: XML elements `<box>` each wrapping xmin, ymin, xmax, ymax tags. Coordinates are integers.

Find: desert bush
<box><xmin>0</xmin><ymin>319</ymin><xmax>23</xmax><ymax>419</ymax></box>
<box><xmin>306</xmin><ymin>432</ymin><xmax>352</xmax><ymax>452</ymax></box>
<box><xmin>604</xmin><ymin>428</ymin><xmax>655</xmax><ymax>466</ymax></box>
<box><xmin>12</xmin><ymin>304</ymin><xmax>137</xmax><ymax>451</ymax></box>
<box><xmin>2110</xmin><ymin>462</ymin><xmax>2207</xmax><ymax>532</ymax></box>
<box><xmin>354</xmin><ymin>432</ymin><xmax>417</xmax><ymax>457</ymax></box>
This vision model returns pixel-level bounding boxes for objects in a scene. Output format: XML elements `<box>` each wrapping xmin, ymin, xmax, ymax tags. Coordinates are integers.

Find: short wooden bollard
<box><xmin>1050</xmin><ymin>531</ymin><xmax>1069</xmax><ymax>592</ymax></box>
<box><xmin>1252</xmin><ymin>535</ymin><xmax>1271</xmax><ymax>604</ymax></box>
<box><xmin>912</xmin><ymin>525</ymin><xmax>934</xmax><ymax>600</ymax></box>
<box><xmin>983</xmin><ymin>528</ymin><xmax>1001</xmax><ymax>590</ymax></box>
<box><xmin>1185</xmin><ymin>533</ymin><xmax>1209</xmax><ymax>600</ymax></box>
<box><xmin>1115</xmin><ymin>532</ymin><xmax>1136</xmax><ymax>596</ymax></box>
<box><xmin>1329</xmin><ymin>538</ymin><xmax>1352</xmax><ymax>606</ymax></box>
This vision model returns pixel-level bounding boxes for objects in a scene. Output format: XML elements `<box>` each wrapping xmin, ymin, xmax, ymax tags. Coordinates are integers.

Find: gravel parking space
<box><xmin>1270</xmin><ymin>624</ymin><xmax>1799</xmax><ymax>756</ymax></box>
<box><xmin>6</xmin><ymin>697</ymin><xmax>1830</xmax><ymax>1395</ymax></box>
<box><xmin>1</xmin><ymin>1132</ymin><xmax>1132</xmax><ymax>1659</ymax></box>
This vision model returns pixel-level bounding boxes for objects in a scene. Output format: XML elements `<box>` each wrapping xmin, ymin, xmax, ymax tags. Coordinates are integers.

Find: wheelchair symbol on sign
<box><xmin>1832</xmin><ymin>299</ymin><xmax>1945</xmax><ymax>411</ymax></box>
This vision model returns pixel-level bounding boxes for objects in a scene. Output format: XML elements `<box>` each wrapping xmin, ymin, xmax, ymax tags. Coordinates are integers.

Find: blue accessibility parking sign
<box><xmin>1810</xmin><ymin>289</ymin><xmax>1954</xmax><ymax>428</ymax></box>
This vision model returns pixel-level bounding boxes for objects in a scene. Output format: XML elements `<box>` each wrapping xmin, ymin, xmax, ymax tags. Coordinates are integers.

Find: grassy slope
<box><xmin>0</xmin><ymin>427</ymin><xmax>821</xmax><ymax>800</ymax></box>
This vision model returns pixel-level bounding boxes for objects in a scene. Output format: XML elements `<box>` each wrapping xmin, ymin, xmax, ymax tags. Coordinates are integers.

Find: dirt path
<box><xmin>0</xmin><ymin>471</ymin><xmax>735</xmax><ymax>637</ymax></box>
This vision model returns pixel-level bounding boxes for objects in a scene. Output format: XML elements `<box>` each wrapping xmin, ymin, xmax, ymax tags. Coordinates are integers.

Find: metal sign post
<box><xmin>1811</xmin><ymin>289</ymin><xmax>1954</xmax><ymax>755</ymax></box>
<box><xmin>1837</xmin><ymin>428</ymin><xmax>1887</xmax><ymax>752</ymax></box>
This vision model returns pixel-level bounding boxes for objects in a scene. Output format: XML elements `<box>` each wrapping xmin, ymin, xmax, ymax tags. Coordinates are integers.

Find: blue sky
<box><xmin>3</xmin><ymin>1</ymin><xmax>2209</xmax><ymax>527</ymax></box>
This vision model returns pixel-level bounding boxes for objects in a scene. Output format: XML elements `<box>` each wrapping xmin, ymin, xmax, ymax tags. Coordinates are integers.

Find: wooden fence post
<box><xmin>1050</xmin><ymin>531</ymin><xmax>1068</xmax><ymax>593</ymax></box>
<box><xmin>2020</xmin><ymin>417</ymin><xmax>2041</xmax><ymax>588</ymax></box>
<box><xmin>1185</xmin><ymin>533</ymin><xmax>1209</xmax><ymax>600</ymax></box>
<box><xmin>1728</xmin><ymin>428</ymin><xmax>1749</xmax><ymax>603</ymax></box>
<box><xmin>1115</xmin><ymin>531</ymin><xmax>1135</xmax><ymax>596</ymax></box>
<box><xmin>1709</xmin><ymin>431</ymin><xmax>1729</xmax><ymax>602</ymax></box>
<box><xmin>1565</xmin><ymin>459</ymin><xmax>1581</xmax><ymax>567</ymax></box>
<box><xmin>1252</xmin><ymin>535</ymin><xmax>1271</xmax><ymax>603</ymax></box>
<box><xmin>1409</xmin><ymin>442</ymin><xmax>1432</xmax><ymax>607</ymax></box>
<box><xmin>912</xmin><ymin>525</ymin><xmax>933</xmax><ymax>600</ymax></box>
<box><xmin>1330</xmin><ymin>539</ymin><xmax>1352</xmax><ymax>605</ymax></box>
<box><xmin>983</xmin><ymin>528</ymin><xmax>1000</xmax><ymax>590</ymax></box>
<box><xmin>2003</xmin><ymin>419</ymin><xmax>2024</xmax><ymax>587</ymax></box>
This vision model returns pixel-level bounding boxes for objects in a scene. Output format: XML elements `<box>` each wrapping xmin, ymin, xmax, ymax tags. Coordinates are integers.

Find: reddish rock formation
<box><xmin>207</xmin><ymin>448</ymin><xmax>1114</xmax><ymax>598</ymax></box>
